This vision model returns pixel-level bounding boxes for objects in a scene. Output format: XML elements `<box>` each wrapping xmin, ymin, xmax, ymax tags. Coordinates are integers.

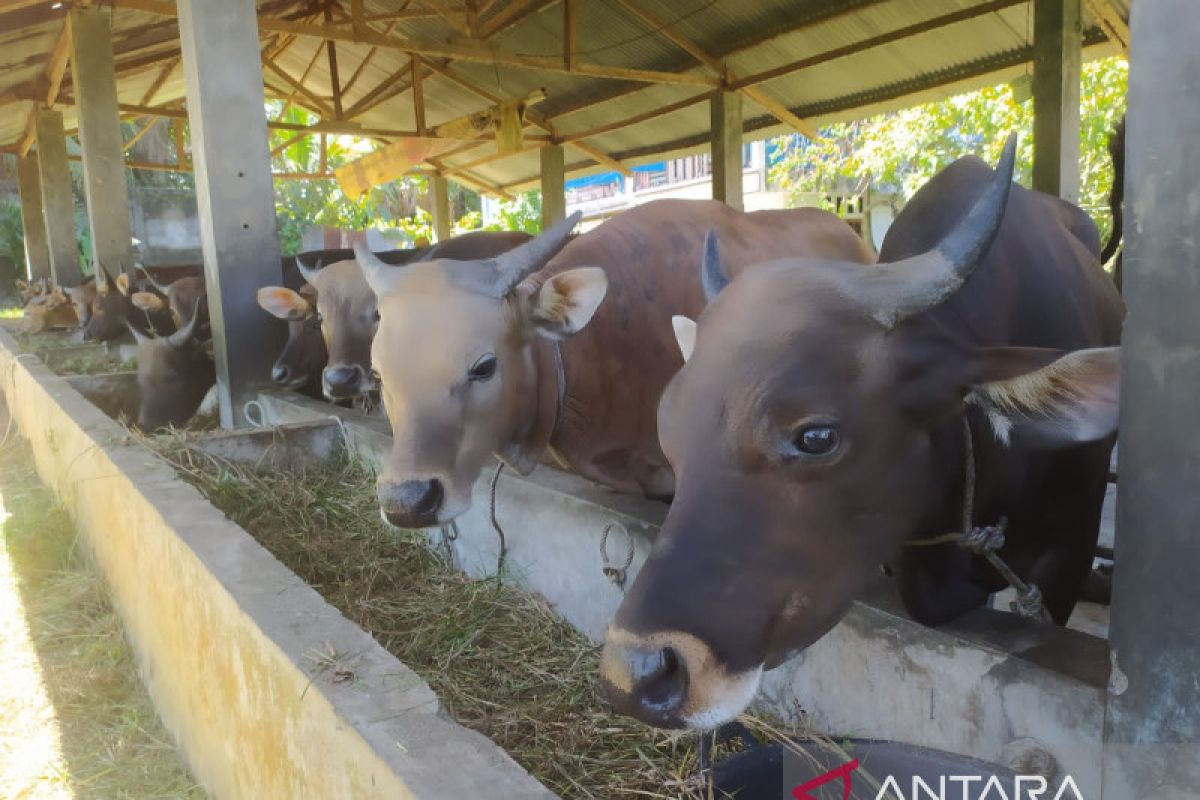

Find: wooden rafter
<box><xmin>340</xmin><ymin>18</ymin><xmax>402</xmax><ymax>96</ymax></box>
<box><xmin>18</xmin><ymin>21</ymin><xmax>71</xmax><ymax>156</ymax></box>
<box><xmin>122</xmin><ymin>115</ymin><xmax>163</xmax><ymax>153</ymax></box>
<box><xmin>424</xmin><ymin>0</ymin><xmax>471</xmax><ymax>35</ymax></box>
<box><xmin>263</xmin><ymin>54</ymin><xmax>335</xmax><ymax>118</ymax></box>
<box><xmin>611</xmin><ymin>0</ymin><xmax>817</xmax><ymax>138</ymax></box>
<box><xmin>411</xmin><ymin>56</ymin><xmax>426</xmax><ymax>135</ymax></box>
<box><xmin>477</xmin><ymin>0</ymin><xmax>553</xmax><ymax>38</ymax></box>
<box><xmin>277</xmin><ymin>38</ymin><xmax>329</xmax><ymax>119</ymax></box>
<box><xmin>141</xmin><ymin>56</ymin><xmax>179</xmax><ymax>105</ymax></box>
<box><xmin>323</xmin><ymin>2</ymin><xmax>344</xmax><ymax>118</ymax></box>
<box><xmin>115</xmin><ymin>0</ymin><xmax>716</xmax><ymax>88</ymax></box>
<box><xmin>425</xmin><ymin>60</ymin><xmax>631</xmax><ymax>176</ymax></box>
<box><xmin>1084</xmin><ymin>0</ymin><xmax>1129</xmax><ymax>54</ymax></box>
<box><xmin>562</xmin><ymin>0</ymin><xmax>576</xmax><ymax>71</ymax></box>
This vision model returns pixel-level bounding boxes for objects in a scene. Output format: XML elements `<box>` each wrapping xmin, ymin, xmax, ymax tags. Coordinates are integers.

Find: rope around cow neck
<box><xmin>484</xmin><ymin>340</ymin><xmax>567</xmax><ymax>582</ymax></box>
<box><xmin>904</xmin><ymin>416</ymin><xmax>1051</xmax><ymax>622</ymax></box>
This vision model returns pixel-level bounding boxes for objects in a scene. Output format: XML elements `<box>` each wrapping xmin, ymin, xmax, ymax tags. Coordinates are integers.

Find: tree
<box><xmin>771</xmin><ymin>57</ymin><xmax>1128</xmax><ymax>243</ymax></box>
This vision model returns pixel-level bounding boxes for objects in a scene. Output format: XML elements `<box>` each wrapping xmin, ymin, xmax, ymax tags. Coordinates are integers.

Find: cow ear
<box><xmin>256</xmin><ymin>286</ymin><xmax>313</xmax><ymax>321</ymax></box>
<box><xmin>115</xmin><ymin>272</ymin><xmax>132</xmax><ymax>296</ymax></box>
<box><xmin>527</xmin><ymin>267</ymin><xmax>607</xmax><ymax>340</ymax></box>
<box><xmin>672</xmin><ymin>316</ymin><xmax>697</xmax><ymax>362</ymax></box>
<box><xmin>131</xmin><ymin>291</ymin><xmax>167</xmax><ymax>312</ymax></box>
<box><xmin>965</xmin><ymin>346</ymin><xmax>1120</xmax><ymax>447</ymax></box>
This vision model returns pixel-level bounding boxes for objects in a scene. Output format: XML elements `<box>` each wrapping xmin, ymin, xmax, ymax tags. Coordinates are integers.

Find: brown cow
<box><xmin>256</xmin><ymin>282</ymin><xmax>327</xmax><ymax>398</ymax></box>
<box><xmin>21</xmin><ymin>286</ymin><xmax>79</xmax><ymax>333</ymax></box>
<box><xmin>361</xmin><ymin>200</ymin><xmax>874</xmax><ymax>528</ymax></box>
<box><xmin>599</xmin><ymin>137</ymin><xmax>1123</xmax><ymax>730</ymax></box>
<box><xmin>261</xmin><ymin>231</ymin><xmax>534</xmax><ymax>401</ymax></box>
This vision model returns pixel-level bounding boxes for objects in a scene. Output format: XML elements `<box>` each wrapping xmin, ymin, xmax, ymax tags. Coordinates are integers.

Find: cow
<box><xmin>258</xmin><ymin>231</ymin><xmax>534</xmax><ymax>401</ymax></box>
<box><xmin>597</xmin><ymin>137</ymin><xmax>1124</xmax><ymax>730</ymax></box>
<box><xmin>126</xmin><ymin>304</ymin><xmax>215</xmax><ymax>431</ymax></box>
<box><xmin>64</xmin><ymin>277</ymin><xmax>98</xmax><ymax>328</ymax></box>
<box><xmin>130</xmin><ymin>271</ymin><xmax>208</xmax><ymax>332</ymax></box>
<box><xmin>83</xmin><ymin>265</ymin><xmax>195</xmax><ymax>342</ymax></box>
<box><xmin>359</xmin><ymin>199</ymin><xmax>875</xmax><ymax>529</ymax></box>
<box><xmin>255</xmin><ymin>282</ymin><xmax>327</xmax><ymax>398</ymax></box>
<box><xmin>16</xmin><ymin>277</ymin><xmax>50</xmax><ymax>304</ymax></box>
<box><xmin>21</xmin><ymin>285</ymin><xmax>79</xmax><ymax>333</ymax></box>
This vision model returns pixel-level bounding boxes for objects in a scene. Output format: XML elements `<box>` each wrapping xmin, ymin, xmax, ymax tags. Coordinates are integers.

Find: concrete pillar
<box><xmin>431</xmin><ymin>174</ymin><xmax>451</xmax><ymax>242</ymax></box>
<box><xmin>711</xmin><ymin>90</ymin><xmax>744</xmax><ymax>210</ymax></box>
<box><xmin>1103</xmin><ymin>4</ymin><xmax>1200</xmax><ymax>797</ymax></box>
<box><xmin>178</xmin><ymin>0</ymin><xmax>283</xmax><ymax>429</ymax></box>
<box><xmin>540</xmin><ymin>144</ymin><xmax>565</xmax><ymax>229</ymax></box>
<box><xmin>34</xmin><ymin>108</ymin><xmax>83</xmax><ymax>286</ymax></box>
<box><xmin>1032</xmin><ymin>0</ymin><xmax>1081</xmax><ymax>202</ymax></box>
<box><xmin>15</xmin><ymin>154</ymin><xmax>51</xmax><ymax>281</ymax></box>
<box><xmin>70</xmin><ymin>6</ymin><xmax>135</xmax><ymax>274</ymax></box>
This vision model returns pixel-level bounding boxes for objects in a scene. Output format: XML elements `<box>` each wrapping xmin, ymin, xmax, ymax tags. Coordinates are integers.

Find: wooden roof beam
<box><xmin>611</xmin><ymin>0</ymin><xmax>818</xmax><ymax>138</ymax></box>
<box><xmin>424</xmin><ymin>61</ymin><xmax>633</xmax><ymax>175</ymax></box>
<box><xmin>122</xmin><ymin>115</ymin><xmax>163</xmax><ymax>153</ymax></box>
<box><xmin>424</xmin><ymin>0</ymin><xmax>472</xmax><ymax>36</ymax></box>
<box><xmin>263</xmin><ymin>54</ymin><xmax>335</xmax><ymax>118</ymax></box>
<box><xmin>115</xmin><ymin>0</ymin><xmax>716</xmax><ymax>87</ymax></box>
<box><xmin>18</xmin><ymin>21</ymin><xmax>71</xmax><ymax>156</ymax></box>
<box><xmin>1084</xmin><ymin>0</ymin><xmax>1129</xmax><ymax>54</ymax></box>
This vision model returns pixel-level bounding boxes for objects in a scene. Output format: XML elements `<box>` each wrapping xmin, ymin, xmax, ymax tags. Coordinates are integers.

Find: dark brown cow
<box><xmin>126</xmin><ymin>306</ymin><xmax>214</xmax><ymax>430</ymax></box>
<box><xmin>260</xmin><ymin>231</ymin><xmax>533</xmax><ymax>401</ymax></box>
<box><xmin>256</xmin><ymin>282</ymin><xmax>327</xmax><ymax>398</ymax></box>
<box><xmin>83</xmin><ymin>264</ymin><xmax>180</xmax><ymax>342</ymax></box>
<box><xmin>131</xmin><ymin>273</ymin><xmax>208</xmax><ymax>331</ymax></box>
<box><xmin>361</xmin><ymin>199</ymin><xmax>874</xmax><ymax>528</ymax></box>
<box><xmin>65</xmin><ymin>277</ymin><xmax>98</xmax><ymax>328</ymax></box>
<box><xmin>599</xmin><ymin>137</ymin><xmax>1123</xmax><ymax>730</ymax></box>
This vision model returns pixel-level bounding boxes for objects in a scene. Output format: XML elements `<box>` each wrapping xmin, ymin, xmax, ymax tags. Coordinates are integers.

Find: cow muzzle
<box><xmin>322</xmin><ymin>363</ymin><xmax>372</xmax><ymax>400</ymax></box>
<box><xmin>272</xmin><ymin>362</ymin><xmax>309</xmax><ymax>389</ymax></box>
<box><xmin>377</xmin><ymin>478</ymin><xmax>444</xmax><ymax>528</ymax></box>
<box><xmin>599</xmin><ymin>628</ymin><xmax>763</xmax><ymax>730</ymax></box>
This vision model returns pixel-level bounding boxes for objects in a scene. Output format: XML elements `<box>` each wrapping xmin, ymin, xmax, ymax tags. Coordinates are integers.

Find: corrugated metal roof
<box><xmin>0</xmin><ymin>0</ymin><xmax>1124</xmax><ymax>196</ymax></box>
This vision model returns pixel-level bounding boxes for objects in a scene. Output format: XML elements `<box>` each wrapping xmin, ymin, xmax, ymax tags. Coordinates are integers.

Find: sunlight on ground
<box><xmin>0</xmin><ymin>491</ymin><xmax>73</xmax><ymax>800</ymax></box>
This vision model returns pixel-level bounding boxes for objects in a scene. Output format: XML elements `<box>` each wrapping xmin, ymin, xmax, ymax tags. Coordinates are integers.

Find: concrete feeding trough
<box><xmin>0</xmin><ymin>328</ymin><xmax>557</xmax><ymax>799</ymax></box>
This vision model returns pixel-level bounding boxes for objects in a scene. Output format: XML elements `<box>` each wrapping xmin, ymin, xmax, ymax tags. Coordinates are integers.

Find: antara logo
<box><xmin>791</xmin><ymin>760</ymin><xmax>1088</xmax><ymax>800</ymax></box>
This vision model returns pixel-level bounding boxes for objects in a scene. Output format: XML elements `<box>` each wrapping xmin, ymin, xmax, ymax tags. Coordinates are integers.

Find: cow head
<box><xmin>287</xmin><ymin>257</ymin><xmax>383</xmax><ymax>401</ymax></box>
<box><xmin>64</xmin><ymin>278</ymin><xmax>98</xmax><ymax>328</ymax></box>
<box><xmin>599</xmin><ymin>136</ymin><xmax>1123</xmax><ymax>729</ymax></box>
<box><xmin>16</xmin><ymin>277</ymin><xmax>49</xmax><ymax>304</ymax></box>
<box><xmin>364</xmin><ymin>212</ymin><xmax>603</xmax><ymax>528</ymax></box>
<box><xmin>127</xmin><ymin>303</ymin><xmax>215</xmax><ymax>431</ymax></box>
<box><xmin>83</xmin><ymin>264</ymin><xmax>133</xmax><ymax>342</ymax></box>
<box><xmin>22</xmin><ymin>286</ymin><xmax>79</xmax><ymax>333</ymax></box>
<box><xmin>256</xmin><ymin>283</ymin><xmax>328</xmax><ymax>394</ymax></box>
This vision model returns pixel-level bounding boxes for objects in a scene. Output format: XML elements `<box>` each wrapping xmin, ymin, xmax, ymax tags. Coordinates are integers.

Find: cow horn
<box><xmin>166</xmin><ymin>298</ymin><xmax>203</xmax><ymax>349</ymax></box>
<box><xmin>138</xmin><ymin>265</ymin><xmax>171</xmax><ymax>295</ymax></box>
<box><xmin>863</xmin><ymin>133</ymin><xmax>1018</xmax><ymax>328</ymax></box>
<box><xmin>96</xmin><ymin>263</ymin><xmax>113</xmax><ymax>291</ymax></box>
<box><xmin>700</xmin><ymin>229</ymin><xmax>729</xmax><ymax>303</ymax></box>
<box><xmin>492</xmin><ymin>210</ymin><xmax>581</xmax><ymax>294</ymax></box>
<box><xmin>295</xmin><ymin>255</ymin><xmax>323</xmax><ymax>286</ymax></box>
<box><xmin>125</xmin><ymin>318</ymin><xmax>154</xmax><ymax>346</ymax></box>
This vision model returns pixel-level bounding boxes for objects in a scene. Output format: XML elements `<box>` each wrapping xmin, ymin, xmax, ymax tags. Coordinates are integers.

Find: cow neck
<box><xmin>507</xmin><ymin>335</ymin><xmax>568</xmax><ymax>474</ymax></box>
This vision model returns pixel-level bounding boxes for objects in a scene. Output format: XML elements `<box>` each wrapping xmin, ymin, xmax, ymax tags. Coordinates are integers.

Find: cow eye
<box><xmin>789</xmin><ymin>424</ymin><xmax>841</xmax><ymax>458</ymax></box>
<box><xmin>468</xmin><ymin>354</ymin><xmax>497</xmax><ymax>382</ymax></box>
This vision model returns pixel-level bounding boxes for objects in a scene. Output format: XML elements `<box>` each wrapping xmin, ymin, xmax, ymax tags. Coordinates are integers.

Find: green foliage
<box><xmin>771</xmin><ymin>57</ymin><xmax>1128</xmax><ymax>242</ymax></box>
<box><xmin>0</xmin><ymin>199</ymin><xmax>26</xmax><ymax>288</ymax></box>
<box><xmin>486</xmin><ymin>191</ymin><xmax>543</xmax><ymax>234</ymax></box>
<box><xmin>268</xmin><ymin>103</ymin><xmax>434</xmax><ymax>254</ymax></box>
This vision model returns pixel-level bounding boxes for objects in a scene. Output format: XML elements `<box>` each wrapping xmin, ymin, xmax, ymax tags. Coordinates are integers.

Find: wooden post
<box><xmin>15</xmin><ymin>154</ymin><xmax>52</xmax><ymax>281</ymax></box>
<box><xmin>178</xmin><ymin>0</ymin><xmax>283</xmax><ymax>428</ymax></box>
<box><xmin>431</xmin><ymin>174</ymin><xmax>451</xmax><ymax>242</ymax></box>
<box><xmin>34</xmin><ymin>108</ymin><xmax>83</xmax><ymax>286</ymax></box>
<box><xmin>540</xmin><ymin>144</ymin><xmax>566</xmax><ymax>229</ymax></box>
<box><xmin>1103</xmin><ymin>2</ymin><xmax>1200</xmax><ymax>797</ymax></box>
<box><xmin>70</xmin><ymin>6</ymin><xmax>136</xmax><ymax>274</ymax></box>
<box><xmin>711</xmin><ymin>90</ymin><xmax>743</xmax><ymax>210</ymax></box>
<box><xmin>1032</xmin><ymin>0</ymin><xmax>1081</xmax><ymax>201</ymax></box>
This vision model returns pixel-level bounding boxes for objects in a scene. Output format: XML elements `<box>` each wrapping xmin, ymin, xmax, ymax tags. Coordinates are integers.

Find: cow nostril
<box><xmin>271</xmin><ymin>363</ymin><xmax>290</xmax><ymax>383</ymax></box>
<box><xmin>379</xmin><ymin>479</ymin><xmax>445</xmax><ymax>528</ymax></box>
<box><xmin>633</xmin><ymin>646</ymin><xmax>687</xmax><ymax>714</ymax></box>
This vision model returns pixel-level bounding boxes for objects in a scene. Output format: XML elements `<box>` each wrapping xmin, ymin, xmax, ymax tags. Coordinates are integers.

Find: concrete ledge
<box><xmin>0</xmin><ymin>331</ymin><xmax>555</xmax><ymax>800</ymax></box>
<box><xmin>258</xmin><ymin>389</ymin><xmax>1108</xmax><ymax>797</ymax></box>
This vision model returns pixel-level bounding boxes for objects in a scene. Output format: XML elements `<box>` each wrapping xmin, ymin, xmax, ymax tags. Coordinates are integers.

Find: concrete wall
<box><xmin>257</xmin><ymin>390</ymin><xmax>1109</xmax><ymax>796</ymax></box>
<box><xmin>129</xmin><ymin>185</ymin><xmax>202</xmax><ymax>266</ymax></box>
<box><xmin>0</xmin><ymin>330</ymin><xmax>555</xmax><ymax>800</ymax></box>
